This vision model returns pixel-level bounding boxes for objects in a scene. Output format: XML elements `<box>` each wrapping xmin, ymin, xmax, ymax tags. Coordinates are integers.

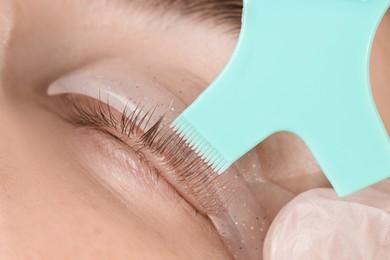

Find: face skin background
<box><xmin>0</xmin><ymin>0</ymin><xmax>389</xmax><ymax>259</ymax></box>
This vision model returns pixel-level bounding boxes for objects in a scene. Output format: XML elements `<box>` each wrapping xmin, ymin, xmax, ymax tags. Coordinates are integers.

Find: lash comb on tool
<box><xmin>172</xmin><ymin>0</ymin><xmax>390</xmax><ymax>196</ymax></box>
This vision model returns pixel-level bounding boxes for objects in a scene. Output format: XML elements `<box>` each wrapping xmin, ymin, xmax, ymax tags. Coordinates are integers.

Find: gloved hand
<box><xmin>263</xmin><ymin>179</ymin><xmax>390</xmax><ymax>259</ymax></box>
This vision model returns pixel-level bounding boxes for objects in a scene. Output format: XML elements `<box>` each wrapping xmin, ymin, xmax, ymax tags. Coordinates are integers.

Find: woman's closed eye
<box><xmin>43</xmin><ymin>58</ymin><xmax>268</xmax><ymax>259</ymax></box>
<box><xmin>46</xmin><ymin>58</ymin><xmax>229</xmax><ymax>214</ymax></box>
<box><xmin>52</xmin><ymin>93</ymin><xmax>230</xmax><ymax>215</ymax></box>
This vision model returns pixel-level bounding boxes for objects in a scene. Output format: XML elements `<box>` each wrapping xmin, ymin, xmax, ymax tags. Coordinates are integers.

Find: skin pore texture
<box><xmin>0</xmin><ymin>0</ymin><xmax>389</xmax><ymax>259</ymax></box>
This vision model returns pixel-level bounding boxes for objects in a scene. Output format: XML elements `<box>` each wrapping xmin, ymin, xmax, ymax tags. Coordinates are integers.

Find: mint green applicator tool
<box><xmin>172</xmin><ymin>0</ymin><xmax>390</xmax><ymax>197</ymax></box>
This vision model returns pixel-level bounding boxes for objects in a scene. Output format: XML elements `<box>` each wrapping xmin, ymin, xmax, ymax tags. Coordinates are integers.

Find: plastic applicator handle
<box><xmin>174</xmin><ymin>0</ymin><xmax>390</xmax><ymax>196</ymax></box>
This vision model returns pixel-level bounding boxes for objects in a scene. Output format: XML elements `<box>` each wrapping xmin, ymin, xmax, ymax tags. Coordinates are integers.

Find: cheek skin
<box><xmin>0</xmin><ymin>99</ymin><xmax>230</xmax><ymax>259</ymax></box>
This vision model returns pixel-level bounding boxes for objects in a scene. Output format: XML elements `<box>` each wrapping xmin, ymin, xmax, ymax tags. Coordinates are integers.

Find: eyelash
<box><xmin>57</xmin><ymin>94</ymin><xmax>230</xmax><ymax>214</ymax></box>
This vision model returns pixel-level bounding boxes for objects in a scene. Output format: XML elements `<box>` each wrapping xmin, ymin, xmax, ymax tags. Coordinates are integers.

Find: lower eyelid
<box><xmin>51</xmin><ymin>93</ymin><xmax>223</xmax><ymax>214</ymax></box>
<box><xmin>56</xmin><ymin>96</ymin><xmax>270</xmax><ymax>259</ymax></box>
<box><xmin>70</xmin><ymin>125</ymin><xmax>204</xmax><ymax>222</ymax></box>
<box><xmin>88</xmin><ymin>127</ymin><xmax>178</xmax><ymax>192</ymax></box>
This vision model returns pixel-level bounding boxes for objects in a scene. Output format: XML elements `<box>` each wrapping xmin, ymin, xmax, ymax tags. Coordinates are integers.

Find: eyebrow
<box><xmin>143</xmin><ymin>0</ymin><xmax>243</xmax><ymax>32</ymax></box>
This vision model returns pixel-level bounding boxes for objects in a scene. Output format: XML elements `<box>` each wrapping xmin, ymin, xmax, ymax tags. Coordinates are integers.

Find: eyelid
<box><xmin>47</xmin><ymin>61</ymin><xmax>184</xmax><ymax>130</ymax></box>
<box><xmin>48</xmin><ymin>77</ymin><xmax>141</xmax><ymax>118</ymax></box>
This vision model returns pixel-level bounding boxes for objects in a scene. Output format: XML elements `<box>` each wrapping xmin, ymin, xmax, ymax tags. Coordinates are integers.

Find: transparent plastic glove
<box><xmin>263</xmin><ymin>180</ymin><xmax>390</xmax><ymax>260</ymax></box>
